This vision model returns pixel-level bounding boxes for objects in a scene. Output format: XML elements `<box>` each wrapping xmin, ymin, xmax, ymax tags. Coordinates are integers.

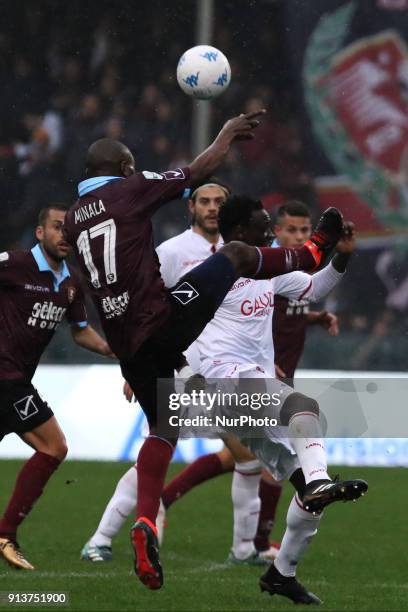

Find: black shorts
<box><xmin>121</xmin><ymin>252</ymin><xmax>237</xmax><ymax>430</ymax></box>
<box><xmin>0</xmin><ymin>380</ymin><xmax>54</xmax><ymax>442</ymax></box>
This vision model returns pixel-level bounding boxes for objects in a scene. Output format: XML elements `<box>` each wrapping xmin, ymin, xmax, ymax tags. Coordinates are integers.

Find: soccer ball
<box><xmin>177</xmin><ymin>45</ymin><xmax>231</xmax><ymax>100</ymax></box>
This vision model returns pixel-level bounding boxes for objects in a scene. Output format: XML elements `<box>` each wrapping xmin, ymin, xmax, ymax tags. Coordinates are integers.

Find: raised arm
<box><xmin>328</xmin><ymin>221</ymin><xmax>355</xmax><ymax>274</ymax></box>
<box><xmin>298</xmin><ymin>222</ymin><xmax>356</xmax><ymax>302</ymax></box>
<box><xmin>188</xmin><ymin>110</ymin><xmax>265</xmax><ymax>184</ymax></box>
<box><xmin>274</xmin><ymin>222</ymin><xmax>356</xmax><ymax>303</ymax></box>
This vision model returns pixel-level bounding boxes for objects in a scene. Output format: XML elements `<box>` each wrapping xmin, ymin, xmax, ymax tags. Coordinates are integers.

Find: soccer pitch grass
<box><xmin>0</xmin><ymin>461</ymin><xmax>407</xmax><ymax>612</ymax></box>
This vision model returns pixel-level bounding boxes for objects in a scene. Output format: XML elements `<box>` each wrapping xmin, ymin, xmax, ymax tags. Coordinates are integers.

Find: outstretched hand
<box><xmin>220</xmin><ymin>109</ymin><xmax>266</xmax><ymax>142</ymax></box>
<box><xmin>316</xmin><ymin>311</ymin><xmax>339</xmax><ymax>336</ymax></box>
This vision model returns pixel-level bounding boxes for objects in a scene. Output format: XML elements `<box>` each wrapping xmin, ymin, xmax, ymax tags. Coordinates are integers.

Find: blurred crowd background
<box><xmin>1</xmin><ymin>0</ymin><xmax>407</xmax><ymax>370</ymax></box>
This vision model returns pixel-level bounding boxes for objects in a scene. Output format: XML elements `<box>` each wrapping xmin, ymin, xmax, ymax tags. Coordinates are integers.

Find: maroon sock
<box><xmin>255</xmin><ymin>245</ymin><xmax>317</xmax><ymax>279</ymax></box>
<box><xmin>254</xmin><ymin>479</ymin><xmax>283</xmax><ymax>552</ymax></box>
<box><xmin>136</xmin><ymin>436</ymin><xmax>174</xmax><ymax>524</ymax></box>
<box><xmin>0</xmin><ymin>451</ymin><xmax>61</xmax><ymax>540</ymax></box>
<box><xmin>162</xmin><ymin>453</ymin><xmax>226</xmax><ymax>509</ymax></box>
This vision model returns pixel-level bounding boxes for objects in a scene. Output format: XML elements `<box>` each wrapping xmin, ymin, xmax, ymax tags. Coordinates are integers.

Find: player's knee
<box><xmin>219</xmin><ymin>241</ymin><xmax>257</xmax><ymax>276</ymax></box>
<box><xmin>232</xmin><ymin>460</ymin><xmax>262</xmax><ymax>506</ymax></box>
<box><xmin>232</xmin><ymin>486</ymin><xmax>261</xmax><ymax>513</ymax></box>
<box><xmin>217</xmin><ymin>447</ymin><xmax>235</xmax><ymax>471</ymax></box>
<box><xmin>261</xmin><ymin>469</ymin><xmax>281</xmax><ymax>486</ymax></box>
<box><xmin>55</xmin><ymin>441</ymin><xmax>68</xmax><ymax>461</ymax></box>
<box><xmin>149</xmin><ymin>425</ymin><xmax>178</xmax><ymax>448</ymax></box>
<box><xmin>46</xmin><ymin>439</ymin><xmax>68</xmax><ymax>461</ymax></box>
<box><xmin>279</xmin><ymin>392</ymin><xmax>319</xmax><ymax>427</ymax></box>
<box><xmin>245</xmin><ymin>495</ymin><xmax>261</xmax><ymax>515</ymax></box>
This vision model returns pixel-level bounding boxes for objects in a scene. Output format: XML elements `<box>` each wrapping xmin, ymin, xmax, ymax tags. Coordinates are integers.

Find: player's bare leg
<box><xmin>0</xmin><ymin>417</ymin><xmax>66</xmax><ymax>570</ymax></box>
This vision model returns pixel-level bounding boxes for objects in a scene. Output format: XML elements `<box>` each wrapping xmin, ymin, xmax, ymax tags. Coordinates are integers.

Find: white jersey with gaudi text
<box><xmin>157</xmin><ymin>229</ymin><xmax>343</xmax><ymax>375</ymax></box>
<box><xmin>197</xmin><ymin>267</ymin><xmax>342</xmax><ymax>378</ymax></box>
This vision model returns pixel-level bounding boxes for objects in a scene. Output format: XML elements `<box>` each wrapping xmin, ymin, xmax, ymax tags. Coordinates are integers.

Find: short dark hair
<box><xmin>218</xmin><ymin>194</ymin><xmax>263</xmax><ymax>240</ymax></box>
<box><xmin>276</xmin><ymin>200</ymin><xmax>311</xmax><ymax>224</ymax></box>
<box><xmin>38</xmin><ymin>203</ymin><xmax>68</xmax><ymax>226</ymax></box>
<box><xmin>190</xmin><ymin>177</ymin><xmax>231</xmax><ymax>203</ymax></box>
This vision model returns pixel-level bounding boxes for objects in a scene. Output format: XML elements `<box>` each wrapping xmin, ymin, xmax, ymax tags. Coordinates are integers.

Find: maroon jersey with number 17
<box><xmin>63</xmin><ymin>169</ymin><xmax>191</xmax><ymax>360</ymax></box>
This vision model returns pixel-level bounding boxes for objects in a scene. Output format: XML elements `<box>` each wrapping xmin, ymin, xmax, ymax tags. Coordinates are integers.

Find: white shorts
<box><xmin>199</xmin><ymin>361</ymin><xmax>300</xmax><ymax>481</ymax></box>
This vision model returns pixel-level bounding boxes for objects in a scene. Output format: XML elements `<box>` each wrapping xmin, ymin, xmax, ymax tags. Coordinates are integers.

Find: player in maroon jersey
<box><xmin>272</xmin><ymin>201</ymin><xmax>339</xmax><ymax>383</ymax></box>
<box><xmin>63</xmin><ymin>110</ymin><xmax>344</xmax><ymax>590</ymax></box>
<box><xmin>0</xmin><ymin>205</ymin><xmax>114</xmax><ymax>571</ymax></box>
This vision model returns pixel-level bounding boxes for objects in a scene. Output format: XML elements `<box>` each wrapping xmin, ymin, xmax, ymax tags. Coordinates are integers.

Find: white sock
<box><xmin>90</xmin><ymin>466</ymin><xmax>137</xmax><ymax>548</ymax></box>
<box><xmin>274</xmin><ymin>494</ymin><xmax>322</xmax><ymax>577</ymax></box>
<box><xmin>231</xmin><ymin>459</ymin><xmax>262</xmax><ymax>560</ymax></box>
<box><xmin>288</xmin><ymin>412</ymin><xmax>330</xmax><ymax>484</ymax></box>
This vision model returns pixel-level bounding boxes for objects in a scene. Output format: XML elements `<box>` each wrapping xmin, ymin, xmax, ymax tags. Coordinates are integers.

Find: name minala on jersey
<box><xmin>74</xmin><ymin>200</ymin><xmax>106</xmax><ymax>224</ymax></box>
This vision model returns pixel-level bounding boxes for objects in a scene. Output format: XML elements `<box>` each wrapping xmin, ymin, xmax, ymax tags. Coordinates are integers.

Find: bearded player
<box><xmin>0</xmin><ymin>205</ymin><xmax>114</xmax><ymax>571</ymax></box>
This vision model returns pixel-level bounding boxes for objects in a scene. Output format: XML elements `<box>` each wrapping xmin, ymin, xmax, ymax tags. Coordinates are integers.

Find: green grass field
<box><xmin>0</xmin><ymin>461</ymin><xmax>407</xmax><ymax>612</ymax></box>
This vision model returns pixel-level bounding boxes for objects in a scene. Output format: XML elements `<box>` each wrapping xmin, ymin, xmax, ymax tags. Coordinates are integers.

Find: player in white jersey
<box><xmin>188</xmin><ymin>195</ymin><xmax>367</xmax><ymax>604</ymax></box>
<box><xmin>156</xmin><ymin>180</ymin><xmax>227</xmax><ymax>372</ymax></box>
<box><xmin>157</xmin><ymin>182</ymin><xmax>226</xmax><ymax>285</ymax></box>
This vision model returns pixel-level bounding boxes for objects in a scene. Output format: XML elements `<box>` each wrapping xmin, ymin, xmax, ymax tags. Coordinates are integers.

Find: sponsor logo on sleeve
<box><xmin>14</xmin><ymin>395</ymin><xmax>39</xmax><ymax>421</ymax></box>
<box><xmin>170</xmin><ymin>281</ymin><xmax>199</xmax><ymax>305</ymax></box>
<box><xmin>142</xmin><ymin>171</ymin><xmax>164</xmax><ymax>180</ymax></box>
<box><xmin>161</xmin><ymin>169</ymin><xmax>185</xmax><ymax>180</ymax></box>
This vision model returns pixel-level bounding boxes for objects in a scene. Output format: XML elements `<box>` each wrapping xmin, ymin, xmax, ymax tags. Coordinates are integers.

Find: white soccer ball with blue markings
<box><xmin>177</xmin><ymin>45</ymin><xmax>231</xmax><ymax>100</ymax></box>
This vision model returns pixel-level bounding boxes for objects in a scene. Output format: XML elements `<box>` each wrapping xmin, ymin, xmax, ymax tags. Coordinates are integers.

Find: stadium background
<box><xmin>1</xmin><ymin>0</ymin><xmax>407</xmax><ymax>466</ymax></box>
